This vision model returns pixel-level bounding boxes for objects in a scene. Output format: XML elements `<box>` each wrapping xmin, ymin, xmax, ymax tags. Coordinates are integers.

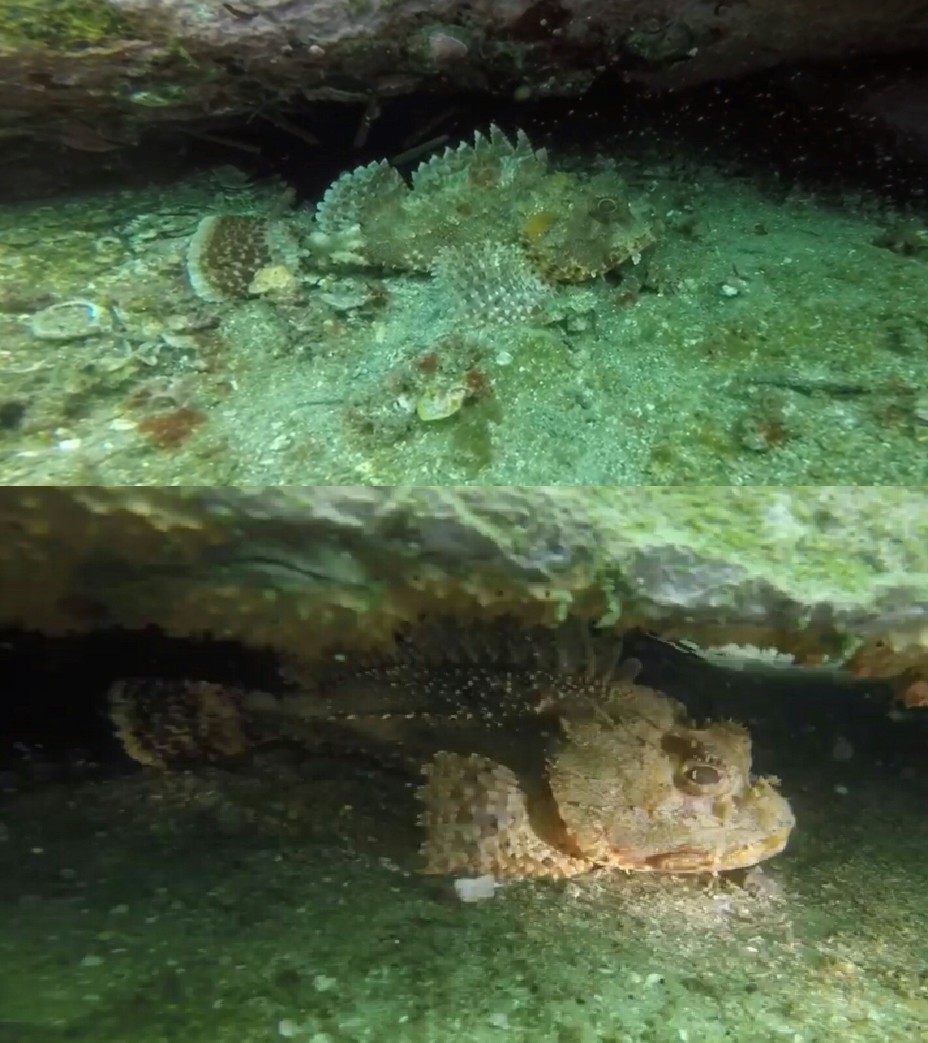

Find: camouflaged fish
<box><xmin>309</xmin><ymin>125</ymin><xmax>655</xmax><ymax>281</ymax></box>
<box><xmin>108</xmin><ymin>619</ymin><xmax>794</xmax><ymax>879</ymax></box>
<box><xmin>186</xmin><ymin>126</ymin><xmax>655</xmax><ymax>303</ymax></box>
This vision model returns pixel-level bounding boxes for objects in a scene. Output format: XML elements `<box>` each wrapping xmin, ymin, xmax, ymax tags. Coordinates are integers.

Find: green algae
<box><xmin>582</xmin><ymin>487</ymin><xmax>928</xmax><ymax>604</ymax></box>
<box><xmin>0</xmin><ymin>0</ymin><xmax>137</xmax><ymax>50</ymax></box>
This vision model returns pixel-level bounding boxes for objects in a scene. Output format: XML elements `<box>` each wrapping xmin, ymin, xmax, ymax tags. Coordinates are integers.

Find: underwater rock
<box><xmin>1</xmin><ymin>2</ymin><xmax>926</xmax><ymax>148</ymax></box>
<box><xmin>0</xmin><ymin>487</ymin><xmax>925</xmax><ymax>675</ymax></box>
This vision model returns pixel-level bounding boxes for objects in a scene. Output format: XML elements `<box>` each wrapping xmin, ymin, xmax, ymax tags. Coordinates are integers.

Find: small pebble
<box><xmin>427</xmin><ymin>31</ymin><xmax>469</xmax><ymax>63</ymax></box>
<box><xmin>453</xmin><ymin>875</ymin><xmax>500</xmax><ymax>903</ymax></box>
<box><xmin>416</xmin><ymin>385</ymin><xmax>466</xmax><ymax>422</ymax></box>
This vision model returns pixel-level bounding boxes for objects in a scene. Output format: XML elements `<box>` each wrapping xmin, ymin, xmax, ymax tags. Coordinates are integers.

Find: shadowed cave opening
<box><xmin>0</xmin><ymin>628</ymin><xmax>284</xmax><ymax>781</ymax></box>
<box><xmin>4</xmin><ymin>53</ymin><xmax>928</xmax><ymax>206</ymax></box>
<box><xmin>0</xmin><ymin>623</ymin><xmax>921</xmax><ymax>796</ymax></box>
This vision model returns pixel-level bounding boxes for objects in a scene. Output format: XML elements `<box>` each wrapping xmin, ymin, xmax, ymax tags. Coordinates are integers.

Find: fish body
<box><xmin>109</xmin><ymin>619</ymin><xmax>794</xmax><ymax>878</ymax></box>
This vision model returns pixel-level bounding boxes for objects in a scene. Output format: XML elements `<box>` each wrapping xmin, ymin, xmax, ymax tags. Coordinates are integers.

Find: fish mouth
<box><xmin>607</xmin><ymin>827</ymin><xmax>792</xmax><ymax>874</ymax></box>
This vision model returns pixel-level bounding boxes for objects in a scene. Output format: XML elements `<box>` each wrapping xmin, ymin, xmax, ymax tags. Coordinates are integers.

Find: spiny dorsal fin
<box><xmin>313</xmin><ymin>158</ymin><xmax>407</xmax><ymax>235</ymax></box>
<box><xmin>410</xmin><ymin>124</ymin><xmax>547</xmax><ymax>193</ymax></box>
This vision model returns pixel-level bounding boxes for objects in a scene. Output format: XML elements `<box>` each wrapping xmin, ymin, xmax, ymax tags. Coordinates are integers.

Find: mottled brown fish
<box><xmin>108</xmin><ymin>618</ymin><xmax>794</xmax><ymax>879</ymax></box>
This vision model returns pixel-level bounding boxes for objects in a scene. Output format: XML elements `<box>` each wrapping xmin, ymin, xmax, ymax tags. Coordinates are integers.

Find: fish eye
<box><xmin>677</xmin><ymin>760</ymin><xmax>732</xmax><ymax>796</ymax></box>
<box><xmin>684</xmin><ymin>764</ymin><xmax>722</xmax><ymax>787</ymax></box>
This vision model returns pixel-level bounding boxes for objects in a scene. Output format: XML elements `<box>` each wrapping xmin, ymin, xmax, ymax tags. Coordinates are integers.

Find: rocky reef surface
<box><xmin>2</xmin><ymin>1</ymin><xmax>928</xmax><ymax>151</ymax></box>
<box><xmin>0</xmin><ymin>486</ymin><xmax>926</xmax><ymax>685</ymax></box>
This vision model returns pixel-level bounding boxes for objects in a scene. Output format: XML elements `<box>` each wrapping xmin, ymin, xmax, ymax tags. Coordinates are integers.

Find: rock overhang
<box><xmin>2</xmin><ymin>1</ymin><xmax>928</xmax><ymax>151</ymax></box>
<box><xmin>0</xmin><ymin>488</ymin><xmax>925</xmax><ymax>689</ymax></box>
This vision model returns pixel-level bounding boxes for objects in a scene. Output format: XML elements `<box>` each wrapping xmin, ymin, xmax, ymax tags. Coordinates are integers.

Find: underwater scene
<box><xmin>1</xmin><ymin>487</ymin><xmax>927</xmax><ymax>1042</ymax></box>
<box><xmin>1</xmin><ymin>76</ymin><xmax>928</xmax><ymax>485</ymax></box>
<box><xmin>1</xmin><ymin>620</ymin><xmax>926</xmax><ymax>1043</ymax></box>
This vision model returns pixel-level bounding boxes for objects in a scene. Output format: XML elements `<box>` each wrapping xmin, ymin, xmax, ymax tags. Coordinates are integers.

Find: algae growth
<box><xmin>0</xmin><ymin>0</ymin><xmax>136</xmax><ymax>50</ymax></box>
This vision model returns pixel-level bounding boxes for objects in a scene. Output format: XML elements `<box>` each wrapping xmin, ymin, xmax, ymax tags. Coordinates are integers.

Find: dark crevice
<box><xmin>0</xmin><ymin>625</ymin><xmax>921</xmax><ymax>795</ymax></box>
<box><xmin>2</xmin><ymin>52</ymin><xmax>928</xmax><ymax>204</ymax></box>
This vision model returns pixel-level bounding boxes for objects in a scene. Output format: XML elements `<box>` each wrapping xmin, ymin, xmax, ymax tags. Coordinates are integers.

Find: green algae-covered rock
<box><xmin>1</xmin><ymin>1</ymin><xmax>927</xmax><ymax>153</ymax></box>
<box><xmin>0</xmin><ymin>0</ymin><xmax>135</xmax><ymax>48</ymax></box>
<box><xmin>0</xmin><ymin>487</ymin><xmax>925</xmax><ymax>666</ymax></box>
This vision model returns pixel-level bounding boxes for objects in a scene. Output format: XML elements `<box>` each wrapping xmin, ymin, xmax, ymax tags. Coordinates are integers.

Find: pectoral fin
<box><xmin>418</xmin><ymin>751</ymin><xmax>587</xmax><ymax>879</ymax></box>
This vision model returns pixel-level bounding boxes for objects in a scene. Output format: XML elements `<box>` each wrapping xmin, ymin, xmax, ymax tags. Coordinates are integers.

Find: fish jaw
<box><xmin>603</xmin><ymin>823</ymin><xmax>793</xmax><ymax>874</ymax></box>
<box><xmin>592</xmin><ymin>778</ymin><xmax>796</xmax><ymax>874</ymax></box>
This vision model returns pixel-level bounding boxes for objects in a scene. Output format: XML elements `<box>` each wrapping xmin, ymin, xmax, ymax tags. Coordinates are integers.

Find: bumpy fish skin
<box><xmin>186</xmin><ymin>127</ymin><xmax>655</xmax><ymax>312</ymax></box>
<box><xmin>540</xmin><ymin>684</ymin><xmax>795</xmax><ymax>875</ymax></box>
<box><xmin>108</xmin><ymin>618</ymin><xmax>794</xmax><ymax>878</ymax></box>
<box><xmin>311</xmin><ymin>126</ymin><xmax>655</xmax><ymax>282</ymax></box>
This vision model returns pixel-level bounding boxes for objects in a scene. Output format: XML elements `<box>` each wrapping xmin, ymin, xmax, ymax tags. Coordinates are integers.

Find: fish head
<box><xmin>547</xmin><ymin>683</ymin><xmax>795</xmax><ymax>874</ymax></box>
